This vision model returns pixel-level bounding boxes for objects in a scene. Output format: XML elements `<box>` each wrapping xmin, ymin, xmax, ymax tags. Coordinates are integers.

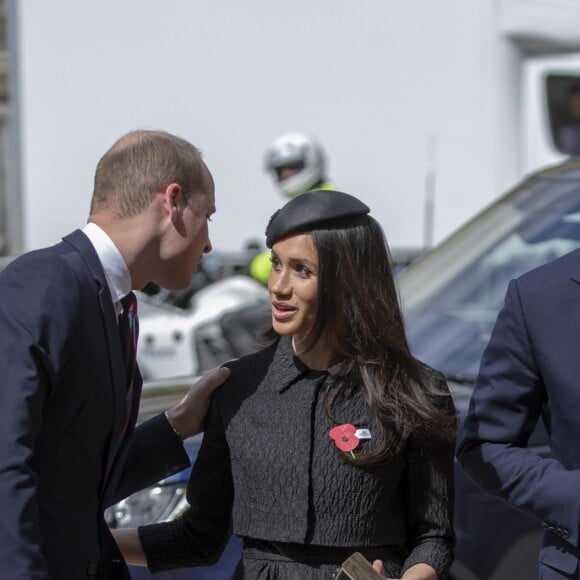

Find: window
<box><xmin>546</xmin><ymin>73</ymin><xmax>580</xmax><ymax>157</ymax></box>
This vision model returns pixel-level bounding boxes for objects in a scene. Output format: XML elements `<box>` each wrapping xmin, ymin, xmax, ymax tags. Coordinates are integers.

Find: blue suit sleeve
<box><xmin>457</xmin><ymin>279</ymin><xmax>580</xmax><ymax>547</ymax></box>
<box><xmin>105</xmin><ymin>413</ymin><xmax>190</xmax><ymax>506</ymax></box>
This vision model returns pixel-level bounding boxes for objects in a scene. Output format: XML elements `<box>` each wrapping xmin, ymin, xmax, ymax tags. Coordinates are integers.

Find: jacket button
<box><xmin>86</xmin><ymin>562</ymin><xmax>98</xmax><ymax>576</ymax></box>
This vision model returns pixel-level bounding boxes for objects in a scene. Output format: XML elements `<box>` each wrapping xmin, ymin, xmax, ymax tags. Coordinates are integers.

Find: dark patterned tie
<box><xmin>118</xmin><ymin>291</ymin><xmax>139</xmax><ymax>438</ymax></box>
<box><xmin>104</xmin><ymin>291</ymin><xmax>140</xmax><ymax>483</ymax></box>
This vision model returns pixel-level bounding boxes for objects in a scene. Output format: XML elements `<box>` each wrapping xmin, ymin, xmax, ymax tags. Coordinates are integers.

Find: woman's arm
<box><xmin>401</xmin><ymin>385</ymin><xmax>457</xmax><ymax>579</ymax></box>
<box><xmin>122</xmin><ymin>393</ymin><xmax>235</xmax><ymax>573</ymax></box>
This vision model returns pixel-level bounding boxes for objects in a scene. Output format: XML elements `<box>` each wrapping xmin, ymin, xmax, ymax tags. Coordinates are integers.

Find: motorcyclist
<box><xmin>249</xmin><ymin>132</ymin><xmax>336</xmax><ymax>284</ymax></box>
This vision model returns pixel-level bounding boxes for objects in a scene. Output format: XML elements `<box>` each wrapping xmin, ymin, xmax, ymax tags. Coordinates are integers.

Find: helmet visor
<box><xmin>274</xmin><ymin>161</ymin><xmax>305</xmax><ymax>182</ymax></box>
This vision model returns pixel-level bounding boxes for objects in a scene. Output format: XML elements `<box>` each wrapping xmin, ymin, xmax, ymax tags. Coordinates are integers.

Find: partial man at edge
<box><xmin>457</xmin><ymin>247</ymin><xmax>580</xmax><ymax>579</ymax></box>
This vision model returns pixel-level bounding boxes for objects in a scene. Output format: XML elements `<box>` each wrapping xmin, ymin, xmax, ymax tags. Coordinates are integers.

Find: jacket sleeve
<box><xmin>0</xmin><ymin>258</ymin><xmax>79</xmax><ymax>579</ymax></box>
<box><xmin>104</xmin><ymin>413</ymin><xmax>190</xmax><ymax>507</ymax></box>
<box><xmin>138</xmin><ymin>391</ymin><xmax>234</xmax><ymax>571</ymax></box>
<box><xmin>457</xmin><ymin>279</ymin><xmax>580</xmax><ymax>547</ymax></box>
<box><xmin>401</xmin><ymin>380</ymin><xmax>456</xmax><ymax>578</ymax></box>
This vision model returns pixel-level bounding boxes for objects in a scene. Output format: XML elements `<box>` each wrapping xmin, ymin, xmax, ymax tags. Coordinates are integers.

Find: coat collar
<box><xmin>62</xmin><ymin>229</ymin><xmax>110</xmax><ymax>291</ymax></box>
<box><xmin>268</xmin><ymin>336</ymin><xmax>342</xmax><ymax>394</ymax></box>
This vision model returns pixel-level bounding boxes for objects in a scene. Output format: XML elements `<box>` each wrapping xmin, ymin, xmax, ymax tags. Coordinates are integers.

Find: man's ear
<box><xmin>162</xmin><ymin>183</ymin><xmax>183</xmax><ymax>222</ymax></box>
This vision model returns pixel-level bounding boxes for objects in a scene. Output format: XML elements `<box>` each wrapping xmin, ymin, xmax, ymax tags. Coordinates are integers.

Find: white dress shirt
<box><xmin>82</xmin><ymin>222</ymin><xmax>132</xmax><ymax>316</ymax></box>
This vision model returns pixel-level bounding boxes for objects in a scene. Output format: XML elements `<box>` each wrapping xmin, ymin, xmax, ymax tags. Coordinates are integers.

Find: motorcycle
<box><xmin>136</xmin><ymin>248</ymin><xmax>271</xmax><ymax>381</ymax></box>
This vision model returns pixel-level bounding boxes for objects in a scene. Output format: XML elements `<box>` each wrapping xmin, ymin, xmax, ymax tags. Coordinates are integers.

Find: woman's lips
<box><xmin>272</xmin><ymin>302</ymin><xmax>297</xmax><ymax>321</ymax></box>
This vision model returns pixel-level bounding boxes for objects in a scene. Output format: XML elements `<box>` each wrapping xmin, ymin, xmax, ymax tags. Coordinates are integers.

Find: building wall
<box><xmin>12</xmin><ymin>0</ymin><xmax>580</xmax><ymax>253</ymax></box>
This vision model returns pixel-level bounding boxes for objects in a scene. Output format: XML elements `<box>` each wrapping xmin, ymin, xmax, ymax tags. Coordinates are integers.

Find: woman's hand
<box><xmin>400</xmin><ymin>563</ymin><xmax>438</xmax><ymax>579</ymax></box>
<box><xmin>371</xmin><ymin>560</ymin><xmax>437</xmax><ymax>579</ymax></box>
<box><xmin>111</xmin><ymin>528</ymin><xmax>147</xmax><ymax>566</ymax></box>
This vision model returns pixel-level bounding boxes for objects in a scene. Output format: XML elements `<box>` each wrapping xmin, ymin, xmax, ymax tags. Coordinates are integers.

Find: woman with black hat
<box><xmin>114</xmin><ymin>190</ymin><xmax>457</xmax><ymax>579</ymax></box>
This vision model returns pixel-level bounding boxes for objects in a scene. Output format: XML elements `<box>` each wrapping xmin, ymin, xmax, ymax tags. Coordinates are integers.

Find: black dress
<box><xmin>139</xmin><ymin>336</ymin><xmax>456</xmax><ymax>579</ymax></box>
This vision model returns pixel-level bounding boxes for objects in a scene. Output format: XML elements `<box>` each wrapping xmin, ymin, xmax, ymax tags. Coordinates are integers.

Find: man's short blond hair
<box><xmin>90</xmin><ymin>130</ymin><xmax>205</xmax><ymax>217</ymax></box>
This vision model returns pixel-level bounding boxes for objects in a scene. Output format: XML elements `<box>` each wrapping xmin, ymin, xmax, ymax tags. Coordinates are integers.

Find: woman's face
<box><xmin>268</xmin><ymin>233</ymin><xmax>319</xmax><ymax>340</ymax></box>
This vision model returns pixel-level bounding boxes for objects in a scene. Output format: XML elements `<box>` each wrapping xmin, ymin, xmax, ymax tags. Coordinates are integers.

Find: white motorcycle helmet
<box><xmin>264</xmin><ymin>132</ymin><xmax>327</xmax><ymax>198</ymax></box>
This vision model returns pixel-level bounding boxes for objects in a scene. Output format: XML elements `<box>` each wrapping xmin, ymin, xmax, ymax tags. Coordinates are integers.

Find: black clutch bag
<box><xmin>335</xmin><ymin>552</ymin><xmax>386</xmax><ymax>579</ymax></box>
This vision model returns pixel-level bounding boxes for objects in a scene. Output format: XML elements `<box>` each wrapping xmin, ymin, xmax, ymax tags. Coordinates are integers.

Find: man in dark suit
<box><xmin>457</xmin><ymin>248</ymin><xmax>580</xmax><ymax>579</ymax></box>
<box><xmin>0</xmin><ymin>129</ymin><xmax>229</xmax><ymax>579</ymax></box>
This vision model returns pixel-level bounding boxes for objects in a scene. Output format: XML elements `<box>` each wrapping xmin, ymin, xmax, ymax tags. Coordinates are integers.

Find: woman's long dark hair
<box><xmin>301</xmin><ymin>215</ymin><xmax>456</xmax><ymax>466</ymax></box>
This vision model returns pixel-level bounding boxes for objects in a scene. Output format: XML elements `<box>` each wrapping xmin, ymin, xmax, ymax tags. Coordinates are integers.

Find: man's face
<box><xmin>158</xmin><ymin>163</ymin><xmax>216</xmax><ymax>290</ymax></box>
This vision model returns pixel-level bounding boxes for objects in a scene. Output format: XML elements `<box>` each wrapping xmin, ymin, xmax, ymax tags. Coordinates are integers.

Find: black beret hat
<box><xmin>265</xmin><ymin>190</ymin><xmax>370</xmax><ymax>248</ymax></box>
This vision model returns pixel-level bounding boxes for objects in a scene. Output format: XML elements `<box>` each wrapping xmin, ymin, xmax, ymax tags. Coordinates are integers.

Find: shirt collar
<box><xmin>82</xmin><ymin>222</ymin><xmax>132</xmax><ymax>312</ymax></box>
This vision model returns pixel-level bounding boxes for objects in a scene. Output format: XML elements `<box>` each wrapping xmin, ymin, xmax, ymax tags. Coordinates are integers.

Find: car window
<box><xmin>400</xmin><ymin>173</ymin><xmax>580</xmax><ymax>380</ymax></box>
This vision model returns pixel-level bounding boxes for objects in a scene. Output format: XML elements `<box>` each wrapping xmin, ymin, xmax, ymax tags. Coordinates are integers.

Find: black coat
<box><xmin>140</xmin><ymin>336</ymin><xmax>455</xmax><ymax>578</ymax></box>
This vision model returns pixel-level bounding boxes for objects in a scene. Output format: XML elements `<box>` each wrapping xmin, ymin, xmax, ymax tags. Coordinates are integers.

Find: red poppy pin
<box><xmin>329</xmin><ymin>423</ymin><xmax>359</xmax><ymax>459</ymax></box>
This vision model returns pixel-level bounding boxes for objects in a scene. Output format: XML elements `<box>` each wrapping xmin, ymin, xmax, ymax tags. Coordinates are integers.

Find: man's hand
<box><xmin>165</xmin><ymin>366</ymin><xmax>230</xmax><ymax>439</ymax></box>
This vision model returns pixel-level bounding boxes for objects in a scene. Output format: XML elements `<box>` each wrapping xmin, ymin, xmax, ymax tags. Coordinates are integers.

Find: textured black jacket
<box><xmin>140</xmin><ymin>336</ymin><xmax>455</xmax><ymax>577</ymax></box>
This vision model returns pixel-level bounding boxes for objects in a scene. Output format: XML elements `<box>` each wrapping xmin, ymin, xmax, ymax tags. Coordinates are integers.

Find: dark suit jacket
<box><xmin>457</xmin><ymin>248</ymin><xmax>580</xmax><ymax>579</ymax></box>
<box><xmin>0</xmin><ymin>230</ymin><xmax>189</xmax><ymax>579</ymax></box>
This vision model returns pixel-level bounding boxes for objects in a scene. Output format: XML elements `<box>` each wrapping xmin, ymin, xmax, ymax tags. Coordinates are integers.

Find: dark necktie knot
<box><xmin>120</xmin><ymin>291</ymin><xmax>138</xmax><ymax>317</ymax></box>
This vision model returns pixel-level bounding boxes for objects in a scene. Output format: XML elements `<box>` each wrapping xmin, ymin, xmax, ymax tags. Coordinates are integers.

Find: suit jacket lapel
<box><xmin>98</xmin><ymin>288</ymin><xmax>130</xmax><ymax>474</ymax></box>
<box><xmin>62</xmin><ymin>230</ymin><xmax>129</xmax><ymax>488</ymax></box>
